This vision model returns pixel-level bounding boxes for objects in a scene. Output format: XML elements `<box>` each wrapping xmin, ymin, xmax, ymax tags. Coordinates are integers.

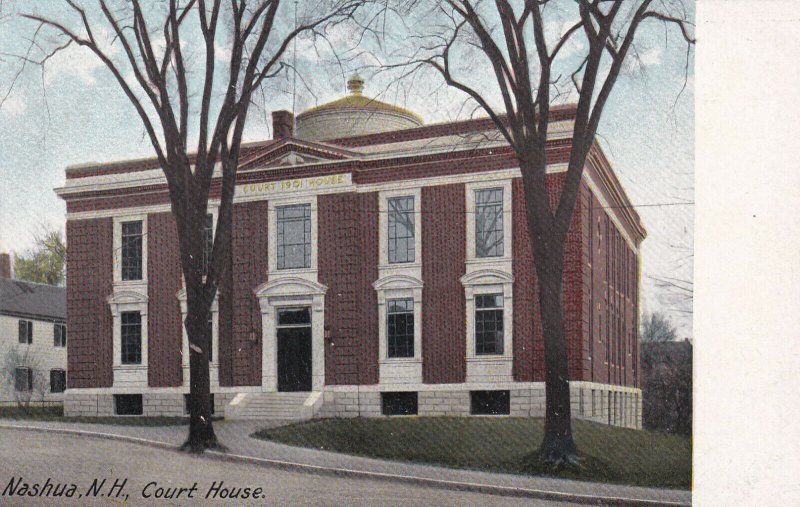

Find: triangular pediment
<box><xmin>240</xmin><ymin>138</ymin><xmax>357</xmax><ymax>170</ymax></box>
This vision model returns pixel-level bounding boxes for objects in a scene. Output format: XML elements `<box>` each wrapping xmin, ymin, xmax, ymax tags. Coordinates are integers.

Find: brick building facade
<box><xmin>57</xmin><ymin>78</ymin><xmax>645</xmax><ymax>427</ymax></box>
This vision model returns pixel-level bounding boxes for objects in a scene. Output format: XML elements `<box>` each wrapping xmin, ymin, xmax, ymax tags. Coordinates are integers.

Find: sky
<box><xmin>0</xmin><ymin>1</ymin><xmax>694</xmax><ymax>336</ymax></box>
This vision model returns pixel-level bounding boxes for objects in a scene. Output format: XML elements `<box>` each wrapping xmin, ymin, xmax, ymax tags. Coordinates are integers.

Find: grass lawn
<box><xmin>0</xmin><ymin>406</ymin><xmax>189</xmax><ymax>426</ymax></box>
<box><xmin>253</xmin><ymin>417</ymin><xmax>691</xmax><ymax>489</ymax></box>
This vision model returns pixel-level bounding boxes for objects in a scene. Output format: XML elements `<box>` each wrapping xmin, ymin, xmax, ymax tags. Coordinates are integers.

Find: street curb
<box><xmin>0</xmin><ymin>424</ymin><xmax>690</xmax><ymax>507</ymax></box>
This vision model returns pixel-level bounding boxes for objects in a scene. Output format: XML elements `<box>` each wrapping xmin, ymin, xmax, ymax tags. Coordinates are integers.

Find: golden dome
<box><xmin>295</xmin><ymin>75</ymin><xmax>424</xmax><ymax>141</ymax></box>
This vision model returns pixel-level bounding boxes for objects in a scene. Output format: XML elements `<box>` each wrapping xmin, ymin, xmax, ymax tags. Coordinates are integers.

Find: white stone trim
<box><xmin>461</xmin><ymin>269</ymin><xmax>514</xmax><ymax>383</ymax></box>
<box><xmin>176</xmin><ymin>288</ymin><xmax>219</xmax><ymax>388</ymax></box>
<box><xmin>64</xmin><ymin>166</ymin><xmax>568</xmax><ymax>221</ymax></box>
<box><xmin>373</xmin><ymin>274</ymin><xmax>423</xmax><ymax>385</ymax></box>
<box><xmin>378</xmin><ymin>187</ymin><xmax>422</xmax><ymax>269</ymax></box>
<box><xmin>267</xmin><ymin>194</ymin><xmax>319</xmax><ymax>279</ymax></box>
<box><xmin>107</xmin><ymin>290</ymin><xmax>149</xmax><ymax>387</ymax></box>
<box><xmin>464</xmin><ymin>178</ymin><xmax>513</xmax><ymax>266</ymax></box>
<box><xmin>254</xmin><ymin>278</ymin><xmax>328</xmax><ymax>392</ymax></box>
<box><xmin>112</xmin><ymin>214</ymin><xmax>148</xmax><ymax>286</ymax></box>
<box><xmin>582</xmin><ymin>170</ymin><xmax>639</xmax><ymax>251</ymax></box>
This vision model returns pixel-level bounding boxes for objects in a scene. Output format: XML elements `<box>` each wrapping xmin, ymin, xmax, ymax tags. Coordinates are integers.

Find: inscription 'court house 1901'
<box><xmin>237</xmin><ymin>173</ymin><xmax>351</xmax><ymax>197</ymax></box>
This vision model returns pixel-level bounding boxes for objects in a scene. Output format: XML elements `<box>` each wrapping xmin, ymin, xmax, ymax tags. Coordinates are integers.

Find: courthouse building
<box><xmin>57</xmin><ymin>76</ymin><xmax>644</xmax><ymax>427</ymax></box>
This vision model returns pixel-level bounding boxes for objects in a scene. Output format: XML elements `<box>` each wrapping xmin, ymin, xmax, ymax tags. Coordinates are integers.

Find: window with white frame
<box><xmin>53</xmin><ymin>323</ymin><xmax>67</xmax><ymax>347</ymax></box>
<box><xmin>121</xmin><ymin>311</ymin><xmax>142</xmax><ymax>365</ymax></box>
<box><xmin>475</xmin><ymin>188</ymin><xmax>504</xmax><ymax>258</ymax></box>
<box><xmin>387</xmin><ymin>298</ymin><xmax>414</xmax><ymax>358</ymax></box>
<box><xmin>277</xmin><ymin>204</ymin><xmax>312</xmax><ymax>269</ymax></box>
<box><xmin>462</xmin><ymin>269</ymin><xmax>514</xmax><ymax>383</ymax></box>
<box><xmin>121</xmin><ymin>220</ymin><xmax>144</xmax><ymax>281</ymax></box>
<box><xmin>18</xmin><ymin>320</ymin><xmax>32</xmax><ymax>344</ymax></box>
<box><xmin>388</xmin><ymin>196</ymin><xmax>415</xmax><ymax>264</ymax></box>
<box><xmin>15</xmin><ymin>367</ymin><xmax>32</xmax><ymax>392</ymax></box>
<box><xmin>50</xmin><ymin>369</ymin><xmax>66</xmax><ymax>393</ymax></box>
<box><xmin>475</xmin><ymin>293</ymin><xmax>504</xmax><ymax>355</ymax></box>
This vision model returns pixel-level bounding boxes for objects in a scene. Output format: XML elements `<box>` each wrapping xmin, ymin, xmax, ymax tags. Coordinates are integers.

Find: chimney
<box><xmin>0</xmin><ymin>253</ymin><xmax>10</xmax><ymax>279</ymax></box>
<box><xmin>272</xmin><ymin>110</ymin><xmax>294</xmax><ymax>140</ymax></box>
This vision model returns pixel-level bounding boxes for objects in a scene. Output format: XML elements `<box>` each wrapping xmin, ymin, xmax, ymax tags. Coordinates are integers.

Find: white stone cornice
<box><xmin>460</xmin><ymin>269</ymin><xmax>514</xmax><ymax>287</ymax></box>
<box><xmin>373</xmin><ymin>274</ymin><xmax>424</xmax><ymax>291</ymax></box>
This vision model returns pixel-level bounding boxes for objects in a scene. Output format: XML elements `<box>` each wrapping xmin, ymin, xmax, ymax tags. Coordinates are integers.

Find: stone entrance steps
<box><xmin>225</xmin><ymin>391</ymin><xmax>320</xmax><ymax>420</ymax></box>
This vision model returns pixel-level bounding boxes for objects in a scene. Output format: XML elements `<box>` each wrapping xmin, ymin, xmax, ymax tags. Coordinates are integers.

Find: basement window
<box><xmin>470</xmin><ymin>390</ymin><xmax>510</xmax><ymax>415</ymax></box>
<box><xmin>381</xmin><ymin>392</ymin><xmax>418</xmax><ymax>416</ymax></box>
<box><xmin>114</xmin><ymin>394</ymin><xmax>143</xmax><ymax>416</ymax></box>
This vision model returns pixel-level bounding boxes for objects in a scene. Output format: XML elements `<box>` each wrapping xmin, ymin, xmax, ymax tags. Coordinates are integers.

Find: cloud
<box><xmin>43</xmin><ymin>43</ymin><xmax>106</xmax><ymax>85</ymax></box>
<box><xmin>0</xmin><ymin>92</ymin><xmax>26</xmax><ymax>116</ymax></box>
<box><xmin>639</xmin><ymin>47</ymin><xmax>663</xmax><ymax>67</ymax></box>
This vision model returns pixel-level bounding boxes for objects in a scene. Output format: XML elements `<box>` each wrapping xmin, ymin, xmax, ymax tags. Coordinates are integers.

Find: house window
<box><xmin>387</xmin><ymin>298</ymin><xmax>414</xmax><ymax>358</ymax></box>
<box><xmin>121</xmin><ymin>220</ymin><xmax>143</xmax><ymax>281</ymax></box>
<box><xmin>202</xmin><ymin>213</ymin><xmax>213</xmax><ymax>276</ymax></box>
<box><xmin>470</xmin><ymin>390</ymin><xmax>510</xmax><ymax>415</ymax></box>
<box><xmin>121</xmin><ymin>312</ymin><xmax>142</xmax><ymax>365</ymax></box>
<box><xmin>114</xmin><ymin>394</ymin><xmax>143</xmax><ymax>415</ymax></box>
<box><xmin>381</xmin><ymin>392</ymin><xmax>418</xmax><ymax>416</ymax></box>
<box><xmin>277</xmin><ymin>204</ymin><xmax>311</xmax><ymax>269</ymax></box>
<box><xmin>388</xmin><ymin>196</ymin><xmax>415</xmax><ymax>264</ymax></box>
<box><xmin>53</xmin><ymin>323</ymin><xmax>67</xmax><ymax>347</ymax></box>
<box><xmin>14</xmin><ymin>367</ymin><xmax>32</xmax><ymax>392</ymax></box>
<box><xmin>50</xmin><ymin>369</ymin><xmax>66</xmax><ymax>393</ymax></box>
<box><xmin>18</xmin><ymin>320</ymin><xmax>32</xmax><ymax>344</ymax></box>
<box><xmin>475</xmin><ymin>294</ymin><xmax>504</xmax><ymax>355</ymax></box>
<box><xmin>475</xmin><ymin>188</ymin><xmax>504</xmax><ymax>258</ymax></box>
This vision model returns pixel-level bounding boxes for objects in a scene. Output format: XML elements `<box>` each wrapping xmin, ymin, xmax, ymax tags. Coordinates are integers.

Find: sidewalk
<box><xmin>0</xmin><ymin>419</ymin><xmax>691</xmax><ymax>506</ymax></box>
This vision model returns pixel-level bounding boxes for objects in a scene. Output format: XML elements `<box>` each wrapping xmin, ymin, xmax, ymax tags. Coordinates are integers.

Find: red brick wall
<box><xmin>227</xmin><ymin>201</ymin><xmax>269</xmax><ymax>386</ymax></box>
<box><xmin>586</xmin><ymin>190</ymin><xmax>640</xmax><ymax>387</ymax></box>
<box><xmin>421</xmin><ymin>184</ymin><xmax>466</xmax><ymax>384</ymax></box>
<box><xmin>66</xmin><ymin>218</ymin><xmax>113</xmax><ymax>388</ymax></box>
<box><xmin>146</xmin><ymin>213</ymin><xmax>183</xmax><ymax>387</ymax></box>
<box><xmin>511</xmin><ymin>175</ymin><xmax>586</xmax><ymax>382</ymax></box>
<box><xmin>319</xmin><ymin>192</ymin><xmax>379</xmax><ymax>385</ymax></box>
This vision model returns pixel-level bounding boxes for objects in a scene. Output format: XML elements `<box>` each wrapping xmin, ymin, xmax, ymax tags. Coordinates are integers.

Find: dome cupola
<box><xmin>295</xmin><ymin>74</ymin><xmax>423</xmax><ymax>141</ymax></box>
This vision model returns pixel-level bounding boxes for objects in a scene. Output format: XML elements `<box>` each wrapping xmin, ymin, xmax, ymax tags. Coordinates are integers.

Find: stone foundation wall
<box><xmin>64</xmin><ymin>391</ymin><xmax>239</xmax><ymax>418</ymax></box>
<box><xmin>64</xmin><ymin>383</ymin><xmax>641</xmax><ymax>429</ymax></box>
<box><xmin>315</xmin><ymin>383</ymin><xmax>641</xmax><ymax>429</ymax></box>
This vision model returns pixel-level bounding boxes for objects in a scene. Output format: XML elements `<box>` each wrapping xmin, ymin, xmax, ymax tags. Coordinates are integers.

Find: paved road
<box><xmin>0</xmin><ymin>429</ymin><xmax>579</xmax><ymax>506</ymax></box>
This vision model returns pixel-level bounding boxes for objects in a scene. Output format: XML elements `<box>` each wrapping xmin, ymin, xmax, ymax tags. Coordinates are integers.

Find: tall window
<box><xmin>388</xmin><ymin>196</ymin><xmax>415</xmax><ymax>264</ymax></box>
<box><xmin>475</xmin><ymin>188</ymin><xmax>504</xmax><ymax>258</ymax></box>
<box><xmin>121</xmin><ymin>220</ymin><xmax>143</xmax><ymax>280</ymax></box>
<box><xmin>475</xmin><ymin>294</ymin><xmax>504</xmax><ymax>355</ymax></box>
<box><xmin>202</xmin><ymin>213</ymin><xmax>213</xmax><ymax>276</ymax></box>
<box><xmin>53</xmin><ymin>323</ymin><xmax>67</xmax><ymax>347</ymax></box>
<box><xmin>387</xmin><ymin>298</ymin><xmax>414</xmax><ymax>358</ymax></box>
<box><xmin>121</xmin><ymin>312</ymin><xmax>142</xmax><ymax>365</ymax></box>
<box><xmin>18</xmin><ymin>320</ymin><xmax>32</xmax><ymax>344</ymax></box>
<box><xmin>15</xmin><ymin>367</ymin><xmax>32</xmax><ymax>392</ymax></box>
<box><xmin>50</xmin><ymin>369</ymin><xmax>66</xmax><ymax>393</ymax></box>
<box><xmin>277</xmin><ymin>204</ymin><xmax>311</xmax><ymax>269</ymax></box>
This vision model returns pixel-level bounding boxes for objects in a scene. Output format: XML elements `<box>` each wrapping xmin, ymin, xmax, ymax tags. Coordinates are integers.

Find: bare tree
<box><xmin>641</xmin><ymin>337</ymin><xmax>691</xmax><ymax>435</ymax></box>
<box><xmin>19</xmin><ymin>0</ymin><xmax>361</xmax><ymax>452</ymax></box>
<box><xmin>390</xmin><ymin>0</ymin><xmax>694</xmax><ymax>464</ymax></box>
<box><xmin>641</xmin><ymin>311</ymin><xmax>678</xmax><ymax>342</ymax></box>
<box><xmin>3</xmin><ymin>347</ymin><xmax>48</xmax><ymax>410</ymax></box>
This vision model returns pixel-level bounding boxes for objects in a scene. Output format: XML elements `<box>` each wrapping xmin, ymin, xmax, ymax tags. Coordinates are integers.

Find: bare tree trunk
<box><xmin>182</xmin><ymin>292</ymin><xmax>218</xmax><ymax>451</ymax></box>
<box><xmin>536</xmin><ymin>253</ymin><xmax>577</xmax><ymax>463</ymax></box>
<box><xmin>177</xmin><ymin>199</ymin><xmax>220</xmax><ymax>452</ymax></box>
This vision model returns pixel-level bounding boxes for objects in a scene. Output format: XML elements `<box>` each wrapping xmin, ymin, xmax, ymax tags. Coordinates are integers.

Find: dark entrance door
<box><xmin>276</xmin><ymin>307</ymin><xmax>312</xmax><ymax>392</ymax></box>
